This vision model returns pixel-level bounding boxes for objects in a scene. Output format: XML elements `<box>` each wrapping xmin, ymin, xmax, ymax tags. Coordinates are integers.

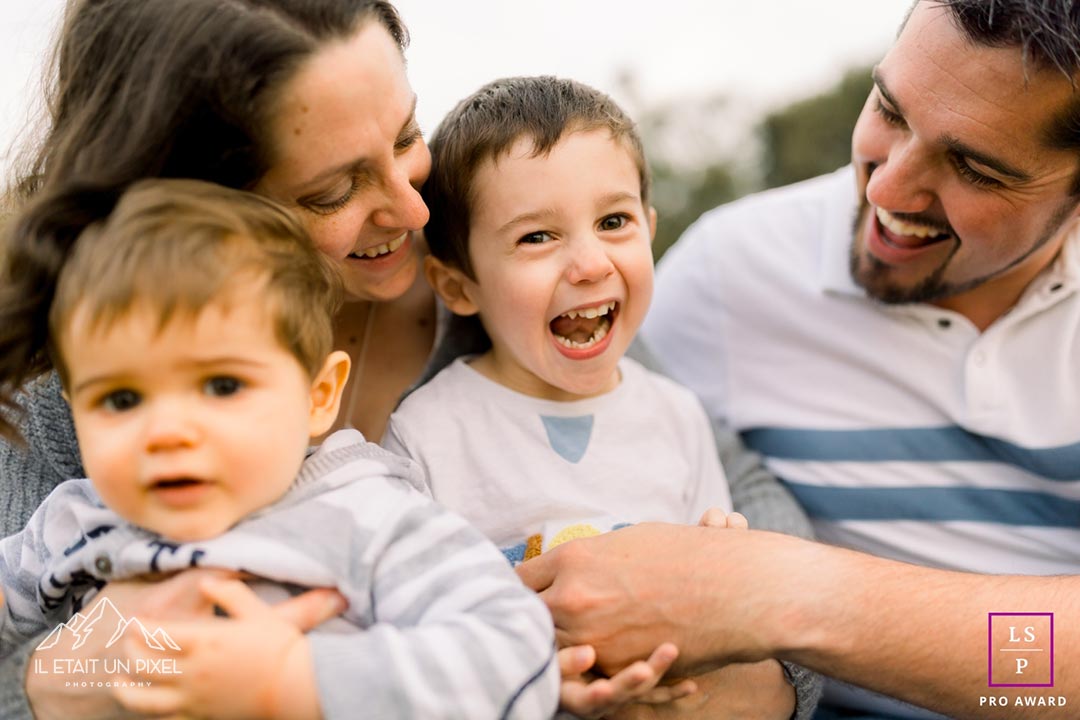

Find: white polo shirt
<box><xmin>643</xmin><ymin>165</ymin><xmax>1080</xmax><ymax>576</ymax></box>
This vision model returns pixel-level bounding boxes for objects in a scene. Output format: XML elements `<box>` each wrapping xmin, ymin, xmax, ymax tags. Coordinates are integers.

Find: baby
<box><xmin>0</xmin><ymin>179</ymin><xmax>558</xmax><ymax>719</ymax></box>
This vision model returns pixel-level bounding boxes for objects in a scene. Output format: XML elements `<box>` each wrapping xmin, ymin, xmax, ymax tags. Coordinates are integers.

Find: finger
<box><xmin>636</xmin><ymin>678</ymin><xmax>698</xmax><ymax>704</ymax></box>
<box><xmin>559</xmin><ymin>678</ymin><xmax>616</xmax><ymax>718</ymax></box>
<box><xmin>559</xmin><ymin>645</ymin><xmax>597</xmax><ymax>677</ymax></box>
<box><xmin>113</xmin><ymin>680</ymin><xmax>185</xmax><ymax>715</ymax></box>
<box><xmin>697</xmin><ymin>507</ymin><xmax>727</xmax><ymax>527</ymax></box>
<box><xmin>515</xmin><ymin>552</ymin><xmax>557</xmax><ymax>592</ymax></box>
<box><xmin>726</xmin><ymin>512</ymin><xmax>749</xmax><ymax>530</ymax></box>
<box><xmin>271</xmin><ymin>587</ymin><xmax>348</xmax><ymax>631</ymax></box>
<box><xmin>196</xmin><ymin>577</ymin><xmax>276</xmax><ymax>621</ymax></box>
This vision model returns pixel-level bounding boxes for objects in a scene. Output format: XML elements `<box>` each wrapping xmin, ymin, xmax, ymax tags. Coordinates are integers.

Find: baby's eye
<box><xmin>519</xmin><ymin>231</ymin><xmax>553</xmax><ymax>245</ymax></box>
<box><xmin>205</xmin><ymin>376</ymin><xmax>243</xmax><ymax>397</ymax></box>
<box><xmin>599</xmin><ymin>214</ymin><xmax>628</xmax><ymax>231</ymax></box>
<box><xmin>102</xmin><ymin>389</ymin><xmax>141</xmax><ymax>412</ymax></box>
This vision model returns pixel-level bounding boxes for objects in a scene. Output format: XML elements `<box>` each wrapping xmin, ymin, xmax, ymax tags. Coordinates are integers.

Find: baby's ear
<box><xmin>648</xmin><ymin>206</ymin><xmax>658</xmax><ymax>243</ymax></box>
<box><xmin>308</xmin><ymin>350</ymin><xmax>351</xmax><ymax>437</ymax></box>
<box><xmin>424</xmin><ymin>255</ymin><xmax>479</xmax><ymax>316</ymax></box>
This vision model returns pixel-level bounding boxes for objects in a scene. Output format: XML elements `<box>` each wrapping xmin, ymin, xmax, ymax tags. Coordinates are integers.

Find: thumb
<box><xmin>516</xmin><ymin>551</ymin><xmax>557</xmax><ymax>592</ymax></box>
<box><xmin>272</xmin><ymin>587</ymin><xmax>348</xmax><ymax>631</ymax></box>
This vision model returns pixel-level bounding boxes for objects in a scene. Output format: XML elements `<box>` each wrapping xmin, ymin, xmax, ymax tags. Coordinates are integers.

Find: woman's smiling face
<box><xmin>256</xmin><ymin>20</ymin><xmax>432</xmax><ymax>303</ymax></box>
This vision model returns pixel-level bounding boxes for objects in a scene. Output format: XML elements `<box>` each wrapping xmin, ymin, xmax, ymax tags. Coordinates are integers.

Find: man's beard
<box><xmin>848</xmin><ymin>199</ymin><xmax>1073</xmax><ymax>305</ymax></box>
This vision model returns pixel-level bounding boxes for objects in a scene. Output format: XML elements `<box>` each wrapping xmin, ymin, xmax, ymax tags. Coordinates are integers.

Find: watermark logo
<box><xmin>33</xmin><ymin>597</ymin><xmax>183</xmax><ymax>683</ymax></box>
<box><xmin>988</xmin><ymin>612</ymin><xmax>1053</xmax><ymax>687</ymax></box>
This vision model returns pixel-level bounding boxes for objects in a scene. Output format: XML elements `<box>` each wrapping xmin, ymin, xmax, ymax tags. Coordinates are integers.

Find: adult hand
<box><xmin>26</xmin><ymin>568</ymin><xmax>345</xmax><ymax>720</ymax></box>
<box><xmin>517</xmin><ymin>523</ymin><xmax>803</xmax><ymax>675</ymax></box>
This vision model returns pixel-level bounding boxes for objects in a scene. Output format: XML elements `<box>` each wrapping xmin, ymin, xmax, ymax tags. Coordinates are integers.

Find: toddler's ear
<box><xmin>648</xmin><ymin>206</ymin><xmax>658</xmax><ymax>243</ymax></box>
<box><xmin>308</xmin><ymin>350</ymin><xmax>351</xmax><ymax>437</ymax></box>
<box><xmin>424</xmin><ymin>255</ymin><xmax>479</xmax><ymax>316</ymax></box>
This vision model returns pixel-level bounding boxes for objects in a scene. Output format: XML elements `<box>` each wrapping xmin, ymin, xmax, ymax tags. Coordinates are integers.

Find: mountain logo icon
<box><xmin>35</xmin><ymin>597</ymin><xmax>181</xmax><ymax>652</ymax></box>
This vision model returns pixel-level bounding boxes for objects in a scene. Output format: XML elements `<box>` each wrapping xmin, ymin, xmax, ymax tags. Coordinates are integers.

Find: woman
<box><xmin>0</xmin><ymin>1</ymin><xmax>816</xmax><ymax>717</ymax></box>
<box><xmin>0</xmin><ymin>2</ymin><xmax>436</xmax><ymax>717</ymax></box>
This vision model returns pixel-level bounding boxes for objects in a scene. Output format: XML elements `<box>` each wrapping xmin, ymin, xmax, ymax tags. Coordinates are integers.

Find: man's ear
<box><xmin>308</xmin><ymin>350</ymin><xmax>351</xmax><ymax>438</ymax></box>
<box><xmin>424</xmin><ymin>255</ymin><xmax>479</xmax><ymax>316</ymax></box>
<box><xmin>648</xmin><ymin>206</ymin><xmax>658</xmax><ymax>243</ymax></box>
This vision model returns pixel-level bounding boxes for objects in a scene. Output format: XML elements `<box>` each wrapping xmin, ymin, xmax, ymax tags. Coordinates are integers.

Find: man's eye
<box><xmin>102</xmin><ymin>390</ymin><xmax>141</xmax><ymax>412</ymax></box>
<box><xmin>875</xmin><ymin>98</ymin><xmax>906</xmax><ymax>128</ymax></box>
<box><xmin>205</xmin><ymin>377</ymin><xmax>243</xmax><ymax>397</ymax></box>
<box><xmin>599</xmin><ymin>214</ymin><xmax>628</xmax><ymax>231</ymax></box>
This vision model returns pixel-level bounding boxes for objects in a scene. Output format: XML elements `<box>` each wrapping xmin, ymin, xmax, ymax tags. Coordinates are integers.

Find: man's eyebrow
<box><xmin>872</xmin><ymin>68</ymin><xmax>903</xmax><ymax>116</ymax></box>
<box><xmin>872</xmin><ymin>68</ymin><xmax>1032</xmax><ymax>183</ymax></box>
<box><xmin>941</xmin><ymin>135</ymin><xmax>1032</xmax><ymax>182</ymax></box>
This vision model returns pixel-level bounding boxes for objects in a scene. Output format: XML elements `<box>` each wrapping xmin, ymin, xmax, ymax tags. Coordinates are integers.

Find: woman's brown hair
<box><xmin>0</xmin><ymin>0</ymin><xmax>406</xmax><ymax>436</ymax></box>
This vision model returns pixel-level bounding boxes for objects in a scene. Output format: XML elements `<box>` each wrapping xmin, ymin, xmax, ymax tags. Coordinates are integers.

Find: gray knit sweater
<box><xmin>0</xmin><ymin>329</ymin><xmax>821</xmax><ymax>719</ymax></box>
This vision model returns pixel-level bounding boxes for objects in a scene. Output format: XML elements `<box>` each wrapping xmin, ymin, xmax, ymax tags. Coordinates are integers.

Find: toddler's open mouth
<box><xmin>549</xmin><ymin>301</ymin><xmax>618</xmax><ymax>351</ymax></box>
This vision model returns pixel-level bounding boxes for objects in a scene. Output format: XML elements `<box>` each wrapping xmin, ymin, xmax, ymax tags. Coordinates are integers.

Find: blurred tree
<box><xmin>620</xmin><ymin>63</ymin><xmax>875</xmax><ymax>261</ymax></box>
<box><xmin>758</xmin><ymin>65</ymin><xmax>873</xmax><ymax>189</ymax></box>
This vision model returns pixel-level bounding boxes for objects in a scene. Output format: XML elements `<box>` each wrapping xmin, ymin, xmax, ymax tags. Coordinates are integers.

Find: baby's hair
<box><xmin>0</xmin><ymin>179</ymin><xmax>340</xmax><ymax>440</ymax></box>
<box><xmin>422</xmin><ymin>75</ymin><xmax>650</xmax><ymax>279</ymax></box>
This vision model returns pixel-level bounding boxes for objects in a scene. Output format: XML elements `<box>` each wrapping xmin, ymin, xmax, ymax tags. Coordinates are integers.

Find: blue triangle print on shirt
<box><xmin>541</xmin><ymin>415</ymin><xmax>594</xmax><ymax>464</ymax></box>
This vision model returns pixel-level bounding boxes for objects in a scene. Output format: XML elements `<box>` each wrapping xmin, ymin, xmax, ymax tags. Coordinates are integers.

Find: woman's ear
<box><xmin>424</xmin><ymin>255</ymin><xmax>479</xmax><ymax>316</ymax></box>
<box><xmin>308</xmin><ymin>350</ymin><xmax>351</xmax><ymax>437</ymax></box>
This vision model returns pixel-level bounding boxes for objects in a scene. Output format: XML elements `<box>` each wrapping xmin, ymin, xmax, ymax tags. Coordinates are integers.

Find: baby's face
<box><xmin>61</xmin><ymin>284</ymin><xmax>319</xmax><ymax>542</ymax></box>
<box><xmin>463</xmin><ymin>129</ymin><xmax>655</xmax><ymax>400</ymax></box>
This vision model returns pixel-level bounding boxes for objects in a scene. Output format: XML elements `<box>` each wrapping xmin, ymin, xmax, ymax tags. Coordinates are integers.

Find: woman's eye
<box><xmin>205</xmin><ymin>376</ymin><xmax>243</xmax><ymax>397</ymax></box>
<box><xmin>519</xmin><ymin>231</ymin><xmax>553</xmax><ymax>245</ymax></box>
<box><xmin>102</xmin><ymin>389</ymin><xmax>141</xmax><ymax>412</ymax></box>
<box><xmin>599</xmin><ymin>214</ymin><xmax>628</xmax><ymax>231</ymax></box>
<box><xmin>305</xmin><ymin>178</ymin><xmax>359</xmax><ymax>214</ymax></box>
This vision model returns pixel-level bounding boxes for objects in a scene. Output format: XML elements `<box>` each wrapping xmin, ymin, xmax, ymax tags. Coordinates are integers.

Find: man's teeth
<box><xmin>351</xmin><ymin>233</ymin><xmax>406</xmax><ymax>259</ymax></box>
<box><xmin>875</xmin><ymin>207</ymin><xmax>943</xmax><ymax>239</ymax></box>
<box><xmin>555</xmin><ymin>319</ymin><xmax>610</xmax><ymax>350</ymax></box>
<box><xmin>557</xmin><ymin>301</ymin><xmax>616</xmax><ymax>321</ymax></box>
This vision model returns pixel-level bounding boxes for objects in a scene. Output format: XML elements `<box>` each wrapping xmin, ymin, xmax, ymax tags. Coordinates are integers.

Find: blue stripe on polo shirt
<box><xmin>784</xmin><ymin>483</ymin><xmax>1080</xmax><ymax>527</ymax></box>
<box><xmin>742</xmin><ymin>426</ymin><xmax>1080</xmax><ymax>482</ymax></box>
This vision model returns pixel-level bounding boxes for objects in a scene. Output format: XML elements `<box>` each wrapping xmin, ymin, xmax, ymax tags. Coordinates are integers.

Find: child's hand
<box><xmin>608</xmin><ymin>660</ymin><xmax>795</xmax><ymax>720</ymax></box>
<box><xmin>558</xmin><ymin>643</ymin><xmax>697</xmax><ymax>718</ymax></box>
<box><xmin>697</xmin><ymin>508</ymin><xmax>748</xmax><ymax>529</ymax></box>
<box><xmin>114</xmin><ymin>577</ymin><xmax>345</xmax><ymax>720</ymax></box>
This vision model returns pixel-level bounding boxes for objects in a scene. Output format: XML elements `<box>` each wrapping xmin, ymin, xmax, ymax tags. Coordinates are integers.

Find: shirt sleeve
<box><xmin>307</xmin><ymin>489</ymin><xmax>559</xmax><ymax>720</ymax></box>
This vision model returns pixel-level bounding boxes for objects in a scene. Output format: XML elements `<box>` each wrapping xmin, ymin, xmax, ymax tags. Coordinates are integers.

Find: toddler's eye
<box><xmin>205</xmin><ymin>376</ymin><xmax>243</xmax><ymax>397</ymax></box>
<box><xmin>599</xmin><ymin>214</ymin><xmax>628</xmax><ymax>231</ymax></box>
<box><xmin>102</xmin><ymin>389</ymin><xmax>141</xmax><ymax>412</ymax></box>
<box><xmin>519</xmin><ymin>231</ymin><xmax>553</xmax><ymax>245</ymax></box>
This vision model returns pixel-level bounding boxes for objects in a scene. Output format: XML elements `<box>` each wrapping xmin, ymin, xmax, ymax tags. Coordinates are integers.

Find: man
<box><xmin>518</xmin><ymin>1</ymin><xmax>1080</xmax><ymax>717</ymax></box>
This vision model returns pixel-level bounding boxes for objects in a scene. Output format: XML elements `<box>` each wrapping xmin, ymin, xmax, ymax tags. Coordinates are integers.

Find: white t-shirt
<box><xmin>383</xmin><ymin>356</ymin><xmax>731</xmax><ymax>563</ymax></box>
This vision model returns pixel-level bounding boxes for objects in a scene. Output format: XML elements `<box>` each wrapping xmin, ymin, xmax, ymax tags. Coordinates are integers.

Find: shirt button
<box><xmin>973</xmin><ymin>351</ymin><xmax>987</xmax><ymax>367</ymax></box>
<box><xmin>94</xmin><ymin>555</ymin><xmax>112</xmax><ymax>575</ymax></box>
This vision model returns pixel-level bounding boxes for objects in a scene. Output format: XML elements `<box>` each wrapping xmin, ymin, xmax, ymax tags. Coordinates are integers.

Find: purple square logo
<box><xmin>988</xmin><ymin>613</ymin><xmax>1054</xmax><ymax>687</ymax></box>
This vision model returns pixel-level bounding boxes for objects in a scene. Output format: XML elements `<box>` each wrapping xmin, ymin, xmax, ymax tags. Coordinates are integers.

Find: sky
<box><xmin>0</xmin><ymin>0</ymin><xmax>914</xmax><ymax>177</ymax></box>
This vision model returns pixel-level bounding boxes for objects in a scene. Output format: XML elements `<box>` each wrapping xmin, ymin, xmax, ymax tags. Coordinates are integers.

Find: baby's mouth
<box><xmin>151</xmin><ymin>477</ymin><xmax>206</xmax><ymax>491</ymax></box>
<box><xmin>549</xmin><ymin>301</ymin><xmax>618</xmax><ymax>350</ymax></box>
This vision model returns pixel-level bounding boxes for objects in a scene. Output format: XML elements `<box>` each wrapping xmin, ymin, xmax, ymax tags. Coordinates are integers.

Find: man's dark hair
<box><xmin>938</xmin><ymin>0</ymin><xmax>1080</xmax><ymax>193</ymax></box>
